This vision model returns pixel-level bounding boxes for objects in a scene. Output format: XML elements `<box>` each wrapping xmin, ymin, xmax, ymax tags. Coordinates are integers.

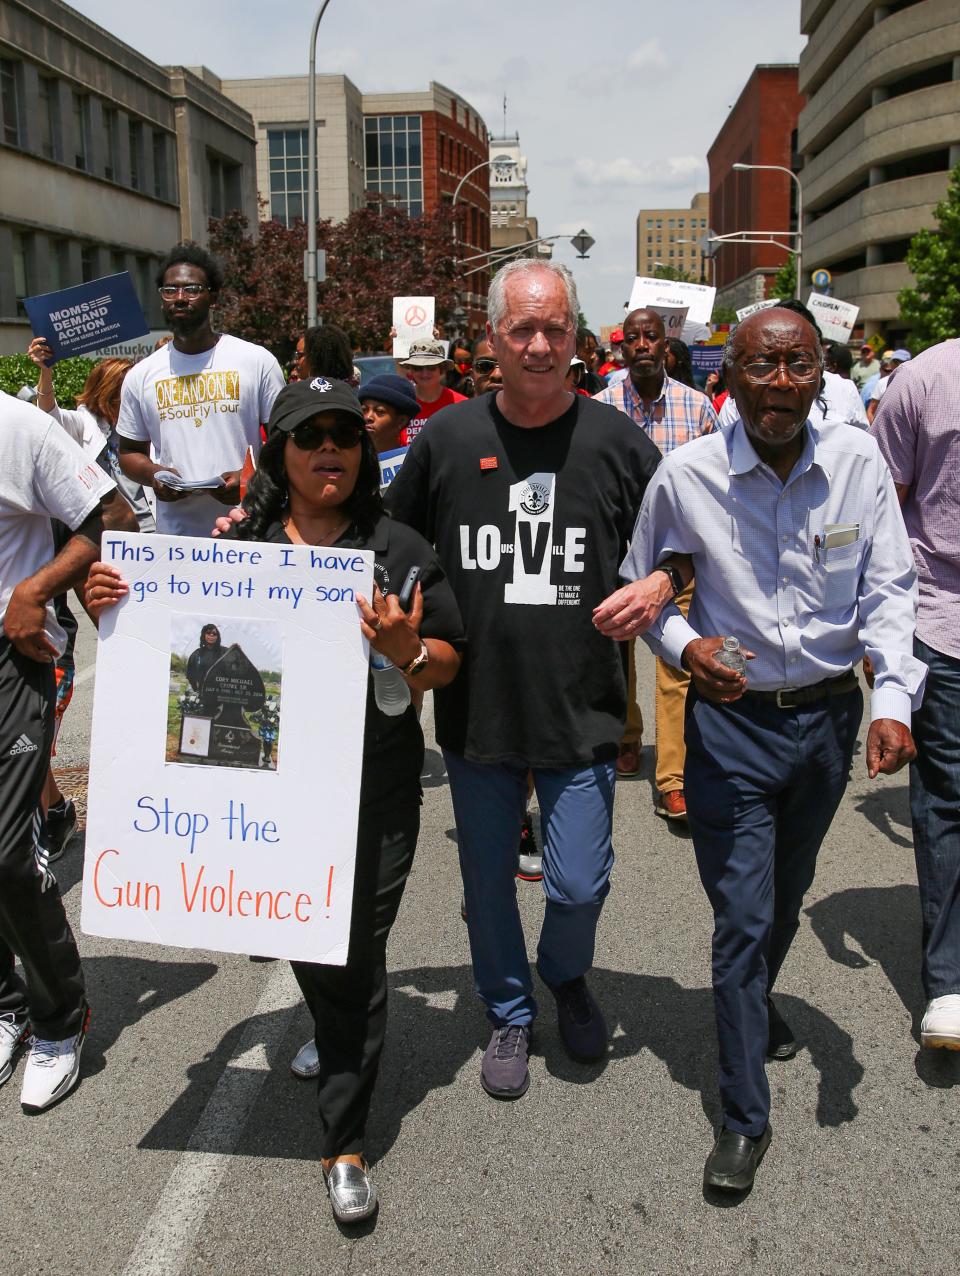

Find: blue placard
<box><xmin>690</xmin><ymin>346</ymin><xmax>725</xmax><ymax>373</ymax></box>
<box><xmin>24</xmin><ymin>272</ymin><xmax>149</xmax><ymax>361</ymax></box>
<box><xmin>378</xmin><ymin>445</ymin><xmax>409</xmax><ymax>490</ymax></box>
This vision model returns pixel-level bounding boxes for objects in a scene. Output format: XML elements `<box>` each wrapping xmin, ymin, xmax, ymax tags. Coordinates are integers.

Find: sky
<box><xmin>77</xmin><ymin>0</ymin><xmax>804</xmax><ymax>332</ymax></box>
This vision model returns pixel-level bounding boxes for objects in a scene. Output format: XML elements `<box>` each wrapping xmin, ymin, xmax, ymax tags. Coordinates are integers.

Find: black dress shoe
<box><xmin>767</xmin><ymin>998</ymin><xmax>799</xmax><ymax>1060</ymax></box>
<box><xmin>704</xmin><ymin>1125</ymin><xmax>772</xmax><ymax>1192</ymax></box>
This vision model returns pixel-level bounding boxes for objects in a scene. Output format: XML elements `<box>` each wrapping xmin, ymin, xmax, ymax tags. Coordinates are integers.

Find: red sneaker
<box><xmin>657</xmin><ymin>790</ymin><xmax>687</xmax><ymax>820</ymax></box>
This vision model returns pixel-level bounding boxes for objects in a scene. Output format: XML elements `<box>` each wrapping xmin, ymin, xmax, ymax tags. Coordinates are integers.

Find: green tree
<box><xmin>770</xmin><ymin>254</ymin><xmax>798</xmax><ymax>302</ymax></box>
<box><xmin>653</xmin><ymin>264</ymin><xmax>699</xmax><ymax>283</ymax></box>
<box><xmin>897</xmin><ymin>163</ymin><xmax>960</xmax><ymax>352</ymax></box>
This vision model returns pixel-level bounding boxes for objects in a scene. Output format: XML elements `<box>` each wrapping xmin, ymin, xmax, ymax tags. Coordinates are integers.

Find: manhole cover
<box><xmin>55</xmin><ymin>764</ymin><xmax>89</xmax><ymax>826</ymax></box>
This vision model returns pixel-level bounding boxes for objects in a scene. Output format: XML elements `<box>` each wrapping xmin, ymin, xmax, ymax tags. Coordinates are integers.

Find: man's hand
<box><xmin>593</xmin><ymin>573</ymin><xmax>675</xmax><ymax>640</ymax></box>
<box><xmin>683</xmin><ymin>637</ymin><xmax>754</xmax><ymax>703</ymax></box>
<box><xmin>3</xmin><ymin>581</ymin><xmax>57</xmax><ymax>662</ymax></box>
<box><xmin>153</xmin><ymin>467</ymin><xmax>187</xmax><ymax>503</ymax></box>
<box><xmin>213</xmin><ymin>471</ymin><xmax>242</xmax><ymax>506</ymax></box>
<box><xmin>866</xmin><ymin>719</ymin><xmax>916</xmax><ymax>779</ymax></box>
<box><xmin>211</xmin><ymin>507</ymin><xmax>248</xmax><ymax>537</ymax></box>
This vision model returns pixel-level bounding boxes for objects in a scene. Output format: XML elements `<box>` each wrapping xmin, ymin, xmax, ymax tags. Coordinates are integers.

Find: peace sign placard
<box><xmin>392</xmin><ymin>295</ymin><xmax>435</xmax><ymax>358</ymax></box>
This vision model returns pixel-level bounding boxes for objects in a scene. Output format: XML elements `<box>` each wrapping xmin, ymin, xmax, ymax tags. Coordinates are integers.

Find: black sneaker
<box><xmin>540</xmin><ymin>971</ymin><xmax>608</xmax><ymax>1062</ymax></box>
<box><xmin>41</xmin><ymin>799</ymin><xmax>77</xmax><ymax>864</ymax></box>
<box><xmin>516</xmin><ymin>816</ymin><xmax>543</xmax><ymax>882</ymax></box>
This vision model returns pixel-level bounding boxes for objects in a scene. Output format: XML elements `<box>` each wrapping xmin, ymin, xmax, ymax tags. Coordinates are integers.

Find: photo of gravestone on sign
<box><xmin>166</xmin><ymin>613</ymin><xmax>283</xmax><ymax>772</ymax></box>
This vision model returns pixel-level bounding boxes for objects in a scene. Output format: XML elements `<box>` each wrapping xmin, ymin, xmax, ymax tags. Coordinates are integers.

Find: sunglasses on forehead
<box><xmin>289</xmin><ymin>420</ymin><xmax>364</xmax><ymax>450</ymax></box>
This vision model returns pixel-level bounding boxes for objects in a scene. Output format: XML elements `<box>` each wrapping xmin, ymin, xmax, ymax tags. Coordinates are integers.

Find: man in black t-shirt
<box><xmin>386</xmin><ymin>260</ymin><xmax>662</xmax><ymax>1100</ymax></box>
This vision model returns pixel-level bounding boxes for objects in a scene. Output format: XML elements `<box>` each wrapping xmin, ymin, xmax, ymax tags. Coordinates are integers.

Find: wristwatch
<box><xmin>399</xmin><ymin>641</ymin><xmax>430</xmax><ymax>677</ymax></box>
<box><xmin>653</xmin><ymin>562</ymin><xmax>684</xmax><ymax>598</ymax></box>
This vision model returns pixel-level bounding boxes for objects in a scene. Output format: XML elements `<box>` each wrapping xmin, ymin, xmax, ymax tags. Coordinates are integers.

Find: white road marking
<box><xmin>121</xmin><ymin>962</ymin><xmax>301</xmax><ymax>1276</ymax></box>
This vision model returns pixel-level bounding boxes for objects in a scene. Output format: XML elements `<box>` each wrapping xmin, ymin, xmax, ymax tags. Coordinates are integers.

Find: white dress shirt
<box><xmin>718</xmin><ymin>370</ymin><xmax>868</xmax><ymax>430</ymax></box>
<box><xmin>622</xmin><ymin>415</ymin><xmax>926</xmax><ymax>726</ymax></box>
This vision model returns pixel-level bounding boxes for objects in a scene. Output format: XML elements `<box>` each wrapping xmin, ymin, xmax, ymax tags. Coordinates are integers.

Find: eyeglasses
<box><xmin>158</xmin><ymin>284</ymin><xmax>209</xmax><ymax>299</ymax></box>
<box><xmin>740</xmin><ymin>357</ymin><xmax>820</xmax><ymax>384</ymax></box>
<box><xmin>474</xmin><ymin>358</ymin><xmax>500</xmax><ymax>373</ymax></box>
<box><xmin>289</xmin><ymin>421</ymin><xmax>364</xmax><ymax>450</ymax></box>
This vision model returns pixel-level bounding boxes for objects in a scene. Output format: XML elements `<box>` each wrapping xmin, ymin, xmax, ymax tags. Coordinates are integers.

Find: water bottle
<box><xmin>714</xmin><ymin>636</ymin><xmax>748</xmax><ymax>676</ymax></box>
<box><xmin>370</xmin><ymin>649</ymin><xmax>411</xmax><ymax>716</ymax></box>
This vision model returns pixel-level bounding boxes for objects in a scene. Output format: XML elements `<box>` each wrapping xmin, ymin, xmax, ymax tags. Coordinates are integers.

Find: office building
<box><xmin>0</xmin><ymin>0</ymin><xmax>258</xmax><ymax>353</ymax></box>
<box><xmin>798</xmin><ymin>0</ymin><xmax>960</xmax><ymax>340</ymax></box>
<box><xmin>707</xmin><ymin>65</ymin><xmax>805</xmax><ymax>311</ymax></box>
<box><xmin>635</xmin><ymin>192</ymin><xmax>710</xmax><ymax>281</ymax></box>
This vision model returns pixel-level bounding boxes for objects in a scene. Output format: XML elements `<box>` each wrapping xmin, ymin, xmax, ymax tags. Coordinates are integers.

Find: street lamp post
<box><xmin>731</xmin><ymin>161</ymin><xmax>803</xmax><ymax>300</ymax></box>
<box><xmin>306</xmin><ymin>0</ymin><xmax>334</xmax><ymax>329</ymax></box>
<box><xmin>452</xmin><ymin>157</ymin><xmax>517</xmax><ymax>245</ymax></box>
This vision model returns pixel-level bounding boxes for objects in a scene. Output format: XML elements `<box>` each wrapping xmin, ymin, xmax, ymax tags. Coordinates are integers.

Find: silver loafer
<box><xmin>290</xmin><ymin>1038</ymin><xmax>320</xmax><ymax>1078</ymax></box>
<box><xmin>324</xmin><ymin>1160</ymin><xmax>378</xmax><ymax>1223</ymax></box>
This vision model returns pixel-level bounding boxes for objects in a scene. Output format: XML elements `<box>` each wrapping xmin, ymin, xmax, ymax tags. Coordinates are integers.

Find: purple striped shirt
<box><xmin>870</xmin><ymin>339</ymin><xmax>960</xmax><ymax>659</ymax></box>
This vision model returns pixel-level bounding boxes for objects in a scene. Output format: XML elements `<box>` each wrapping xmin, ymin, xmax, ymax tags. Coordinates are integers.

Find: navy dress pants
<box><xmin>684</xmin><ymin>684</ymin><xmax>862</xmax><ymax>1137</ymax></box>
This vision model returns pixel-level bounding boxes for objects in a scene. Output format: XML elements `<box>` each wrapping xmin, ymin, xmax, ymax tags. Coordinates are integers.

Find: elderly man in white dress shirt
<box><xmin>602</xmin><ymin>307</ymin><xmax>925</xmax><ymax>1194</ymax></box>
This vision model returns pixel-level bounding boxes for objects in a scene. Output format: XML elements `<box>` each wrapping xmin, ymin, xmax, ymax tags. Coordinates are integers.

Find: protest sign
<box><xmin>646</xmin><ymin>303</ymin><xmax>688</xmax><ymax>343</ymax></box>
<box><xmin>392</xmin><ymin>295</ymin><xmax>435</xmax><ymax>358</ymax></box>
<box><xmin>628</xmin><ymin>276</ymin><xmax>717</xmax><ymax>338</ymax></box>
<box><xmin>24</xmin><ymin>273</ymin><xmax>149</xmax><ymax>361</ymax></box>
<box><xmin>93</xmin><ymin>330</ymin><xmax>171</xmax><ymax>361</ymax></box>
<box><xmin>81</xmin><ymin>532</ymin><xmax>373</xmax><ymax>965</ymax></box>
<box><xmin>690</xmin><ymin>345</ymin><xmax>725</xmax><ymax>374</ymax></box>
<box><xmin>806</xmin><ymin>293</ymin><xmax>859</xmax><ymax>344</ymax></box>
<box><xmin>736</xmin><ymin>298</ymin><xmax>780</xmax><ymax>321</ymax></box>
<box><xmin>378</xmin><ymin>445</ymin><xmax>408</xmax><ymax>491</ymax></box>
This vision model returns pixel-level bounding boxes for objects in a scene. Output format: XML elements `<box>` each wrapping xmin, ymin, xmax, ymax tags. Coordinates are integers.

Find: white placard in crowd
<box><xmin>735</xmin><ymin>298</ymin><xmax>780</xmax><ymax>321</ymax></box>
<box><xmin>392</xmin><ymin>295</ymin><xmax>435</xmax><ymax>358</ymax></box>
<box><xmin>806</xmin><ymin>293</ymin><xmax>860</xmax><ymax>344</ymax></box>
<box><xmin>646</xmin><ymin>303</ymin><xmax>689</xmax><ymax>343</ymax></box>
<box><xmin>81</xmin><ymin>532</ymin><xmax>373</xmax><ymax>965</ymax></box>
<box><xmin>628</xmin><ymin>276</ymin><xmax>717</xmax><ymax>329</ymax></box>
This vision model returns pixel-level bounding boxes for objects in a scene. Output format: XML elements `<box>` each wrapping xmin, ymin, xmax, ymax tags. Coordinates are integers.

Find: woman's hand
<box><xmin>84</xmin><ymin>563</ymin><xmax>129</xmax><ymax>620</ymax></box>
<box><xmin>28</xmin><ymin>337</ymin><xmax>54</xmax><ymax>368</ymax></box>
<box><xmin>211</xmin><ymin>507</ymin><xmax>248</xmax><ymax>536</ymax></box>
<box><xmin>357</xmin><ymin>584</ymin><xmax>423</xmax><ymax>670</ymax></box>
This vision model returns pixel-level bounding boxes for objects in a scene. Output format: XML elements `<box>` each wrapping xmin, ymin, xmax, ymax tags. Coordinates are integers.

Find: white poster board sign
<box><xmin>628</xmin><ymin>275</ymin><xmax>717</xmax><ymax>337</ymax></box>
<box><xmin>646</xmin><ymin>303</ymin><xmax>689</xmax><ymax>343</ymax></box>
<box><xmin>736</xmin><ymin>298</ymin><xmax>780</xmax><ymax>321</ymax></box>
<box><xmin>806</xmin><ymin>293</ymin><xmax>859</xmax><ymax>344</ymax></box>
<box><xmin>392</xmin><ymin>295</ymin><xmax>435</xmax><ymax>358</ymax></box>
<box><xmin>81</xmin><ymin>532</ymin><xmax>373</xmax><ymax>965</ymax></box>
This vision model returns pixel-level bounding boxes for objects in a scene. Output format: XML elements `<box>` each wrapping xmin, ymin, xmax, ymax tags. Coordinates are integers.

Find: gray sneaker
<box><xmin>480</xmin><ymin>1024</ymin><xmax>531</xmax><ymax>1099</ymax></box>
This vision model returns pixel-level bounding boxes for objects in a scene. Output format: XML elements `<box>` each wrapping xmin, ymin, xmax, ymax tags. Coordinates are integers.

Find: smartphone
<box><xmin>396</xmin><ymin>565</ymin><xmax>420</xmax><ymax>612</ymax></box>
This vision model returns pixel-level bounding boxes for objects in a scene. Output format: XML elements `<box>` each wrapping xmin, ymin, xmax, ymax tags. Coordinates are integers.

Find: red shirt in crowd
<box><xmin>403</xmin><ymin>386</ymin><xmax>466</xmax><ymax>444</ymax></box>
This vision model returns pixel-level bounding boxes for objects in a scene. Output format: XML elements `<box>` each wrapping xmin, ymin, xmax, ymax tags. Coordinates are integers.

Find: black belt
<box><xmin>742</xmin><ymin>669</ymin><xmax>859</xmax><ymax>709</ymax></box>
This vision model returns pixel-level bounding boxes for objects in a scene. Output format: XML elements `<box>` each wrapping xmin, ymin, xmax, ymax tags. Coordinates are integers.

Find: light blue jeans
<box><xmin>443</xmin><ymin>750</ymin><xmax>616</xmax><ymax>1026</ymax></box>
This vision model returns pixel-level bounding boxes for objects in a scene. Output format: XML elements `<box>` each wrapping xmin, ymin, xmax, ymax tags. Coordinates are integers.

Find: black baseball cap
<box><xmin>267</xmin><ymin>377</ymin><xmax>365</xmax><ymax>438</ymax></box>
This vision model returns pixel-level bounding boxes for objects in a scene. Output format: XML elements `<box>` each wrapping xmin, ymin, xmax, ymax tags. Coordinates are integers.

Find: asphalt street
<box><xmin>2</xmin><ymin>613</ymin><xmax>958</xmax><ymax>1276</ymax></box>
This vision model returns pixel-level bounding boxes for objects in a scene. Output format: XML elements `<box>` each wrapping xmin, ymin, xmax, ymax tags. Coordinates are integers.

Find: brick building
<box><xmin>707</xmin><ymin>65</ymin><xmax>805</xmax><ymax>311</ymax></box>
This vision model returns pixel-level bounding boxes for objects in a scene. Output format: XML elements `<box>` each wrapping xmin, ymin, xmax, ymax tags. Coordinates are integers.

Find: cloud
<box><xmin>626</xmin><ymin>39</ymin><xmax>668</xmax><ymax>71</ymax></box>
<box><xmin>573</xmin><ymin>154</ymin><xmax>706</xmax><ymax>190</ymax></box>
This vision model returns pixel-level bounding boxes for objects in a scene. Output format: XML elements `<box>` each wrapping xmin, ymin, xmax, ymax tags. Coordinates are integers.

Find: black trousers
<box><xmin>292</xmin><ymin>800</ymin><xmax>420</xmax><ymax>1158</ymax></box>
<box><xmin>0</xmin><ymin>639</ymin><xmax>86</xmax><ymax>1038</ymax></box>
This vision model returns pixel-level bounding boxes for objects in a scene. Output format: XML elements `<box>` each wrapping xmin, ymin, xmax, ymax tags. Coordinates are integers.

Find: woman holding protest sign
<box><xmin>85</xmin><ymin>378</ymin><xmax>463</xmax><ymax>1225</ymax></box>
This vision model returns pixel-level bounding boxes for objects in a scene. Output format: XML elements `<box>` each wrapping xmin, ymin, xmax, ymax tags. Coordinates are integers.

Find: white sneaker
<box><xmin>20</xmin><ymin>1007</ymin><xmax>89</xmax><ymax>1112</ymax></box>
<box><xmin>290</xmin><ymin>1037</ymin><xmax>320</xmax><ymax>1078</ymax></box>
<box><xmin>0</xmin><ymin>1013</ymin><xmax>31</xmax><ymax>1086</ymax></box>
<box><xmin>920</xmin><ymin>994</ymin><xmax>960</xmax><ymax>1050</ymax></box>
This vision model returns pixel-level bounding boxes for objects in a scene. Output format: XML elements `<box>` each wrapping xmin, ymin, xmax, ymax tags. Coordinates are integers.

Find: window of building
<box><xmin>129</xmin><ymin>119</ymin><xmax>142</xmax><ymax>190</ymax></box>
<box><xmin>364</xmin><ymin>115</ymin><xmax>423</xmax><ymax>216</ymax></box>
<box><xmin>72</xmin><ymin>92</ymin><xmax>89</xmax><ymax>170</ymax></box>
<box><xmin>80</xmin><ymin>244</ymin><xmax>97</xmax><ymax>282</ymax></box>
<box><xmin>103</xmin><ymin>106</ymin><xmax>118</xmax><ymax>181</ymax></box>
<box><xmin>668</xmin><ymin>218</ymin><xmax>675</xmax><ymax>228</ymax></box>
<box><xmin>646</xmin><ymin>218</ymin><xmax>653</xmax><ymax>228</ymax></box>
<box><xmin>50</xmin><ymin>239</ymin><xmax>71</xmax><ymax>292</ymax></box>
<box><xmin>153</xmin><ymin>131</ymin><xmax>168</xmax><ymax>200</ymax></box>
<box><xmin>267</xmin><ymin>128</ymin><xmax>309</xmax><ymax>226</ymax></box>
<box><xmin>1</xmin><ymin>58</ymin><xmax>21</xmax><ymax>147</ymax></box>
<box><xmin>38</xmin><ymin>77</ymin><xmax>59</xmax><ymax>160</ymax></box>
<box><xmin>646</xmin><ymin>235</ymin><xmax>652</xmax><ymax>244</ymax></box>
<box><xmin>12</xmin><ymin>231</ymin><xmax>31</xmax><ymax>313</ymax></box>
<box><xmin>208</xmin><ymin>153</ymin><xmax>242</xmax><ymax>220</ymax></box>
<box><xmin>110</xmin><ymin>250</ymin><xmax>126</xmax><ymax>277</ymax></box>
<box><xmin>679</xmin><ymin>218</ymin><xmax>685</xmax><ymax>227</ymax></box>
<box><xmin>668</xmin><ymin>249</ymin><xmax>675</xmax><ymax>258</ymax></box>
<box><xmin>655</xmin><ymin>218</ymin><xmax>662</xmax><ymax>228</ymax></box>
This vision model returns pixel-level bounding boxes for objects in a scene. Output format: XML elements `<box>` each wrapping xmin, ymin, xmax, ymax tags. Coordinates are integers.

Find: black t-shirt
<box><xmin>250</xmin><ymin>515</ymin><xmax>464</xmax><ymax>811</ymax></box>
<box><xmin>385</xmin><ymin>392</ymin><xmax>661</xmax><ymax>767</ymax></box>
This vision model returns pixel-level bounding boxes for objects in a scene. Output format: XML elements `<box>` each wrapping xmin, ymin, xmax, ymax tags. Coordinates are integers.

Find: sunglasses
<box><xmin>474</xmin><ymin>358</ymin><xmax>500</xmax><ymax>373</ymax></box>
<box><xmin>289</xmin><ymin>421</ymin><xmax>364</xmax><ymax>450</ymax></box>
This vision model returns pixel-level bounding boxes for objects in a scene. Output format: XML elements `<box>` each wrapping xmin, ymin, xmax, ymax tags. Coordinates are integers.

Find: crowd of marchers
<box><xmin>1</xmin><ymin>240</ymin><xmax>957</xmax><ymax>1222</ymax></box>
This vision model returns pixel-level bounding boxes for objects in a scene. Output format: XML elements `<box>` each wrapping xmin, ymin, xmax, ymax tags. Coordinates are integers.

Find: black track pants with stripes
<box><xmin>0</xmin><ymin>639</ymin><xmax>86</xmax><ymax>1039</ymax></box>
